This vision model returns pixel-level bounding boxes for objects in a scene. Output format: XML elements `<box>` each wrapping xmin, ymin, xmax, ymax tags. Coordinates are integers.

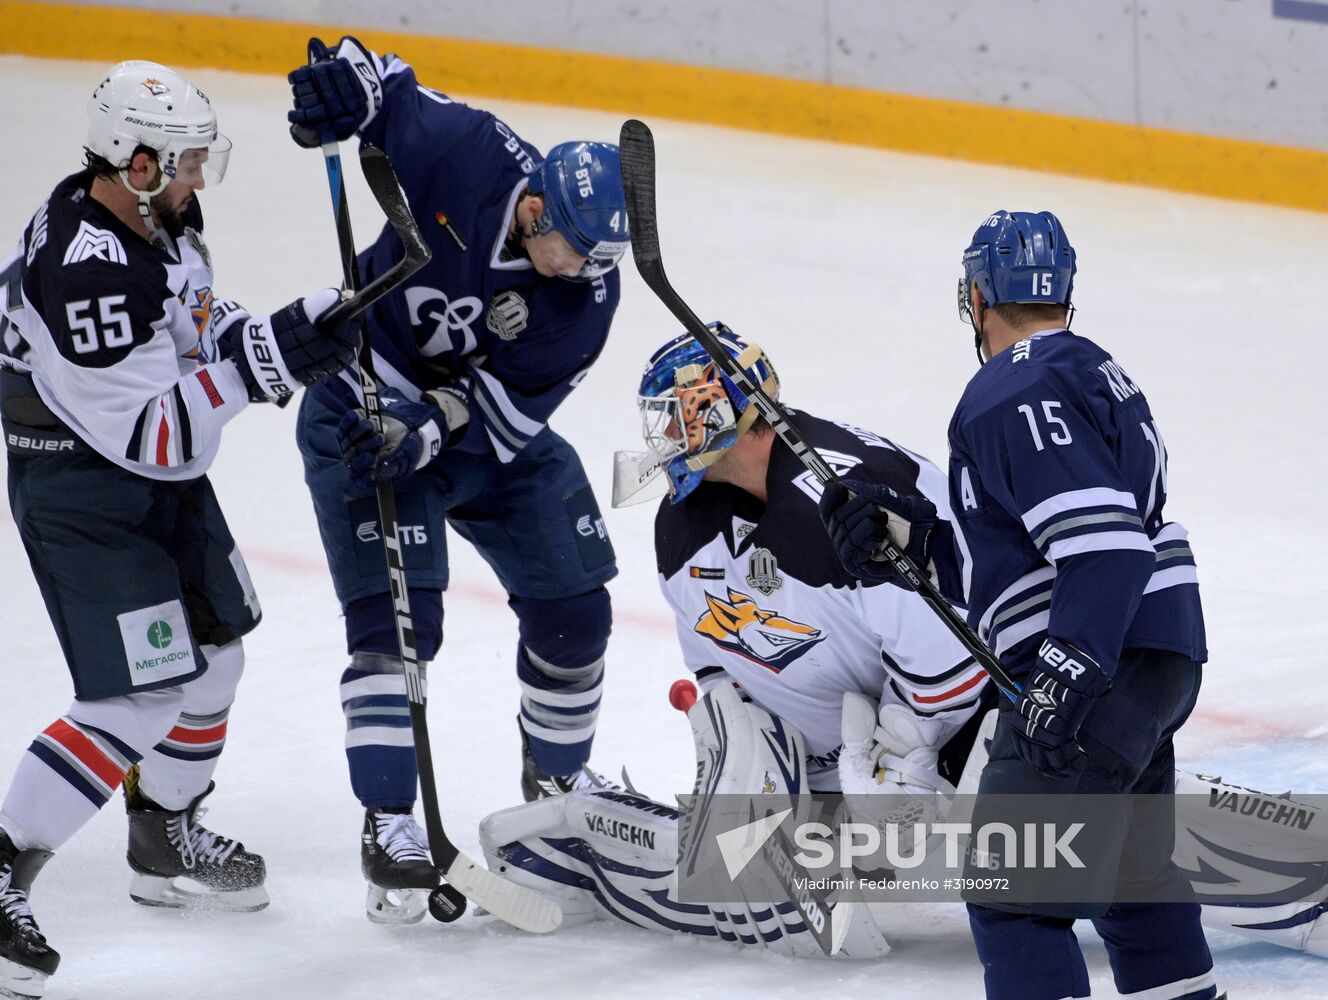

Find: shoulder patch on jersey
<box><xmin>183</xmin><ymin>227</ymin><xmax>211</xmax><ymax>270</ymax></box>
<box><xmin>693</xmin><ymin>587</ymin><xmax>825</xmax><ymax>673</ymax></box>
<box><xmin>62</xmin><ymin>220</ymin><xmax>127</xmax><ymax>267</ymax></box>
<box><xmin>486</xmin><ymin>289</ymin><xmax>528</xmax><ymax>340</ymax></box>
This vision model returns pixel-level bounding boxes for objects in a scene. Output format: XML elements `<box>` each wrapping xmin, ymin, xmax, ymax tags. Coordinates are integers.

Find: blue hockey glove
<box><xmin>1010</xmin><ymin>638</ymin><xmax>1112</xmax><ymax>777</ymax></box>
<box><xmin>818</xmin><ymin>478</ymin><xmax>939</xmax><ymax>587</ymax></box>
<box><xmin>288</xmin><ymin>36</ymin><xmax>382</xmax><ymax>147</ymax></box>
<box><xmin>337</xmin><ymin>388</ymin><xmax>468</xmax><ymax>490</ymax></box>
<box><xmin>223</xmin><ymin>288</ymin><xmax>358</xmax><ymax>402</ymax></box>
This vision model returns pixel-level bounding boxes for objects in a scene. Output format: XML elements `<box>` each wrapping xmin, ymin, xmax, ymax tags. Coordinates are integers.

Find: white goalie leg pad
<box><xmin>1174</xmin><ymin>771</ymin><xmax>1328</xmax><ymax>957</ymax></box>
<box><xmin>683</xmin><ymin>683</ymin><xmax>890</xmax><ymax>959</ymax></box>
<box><xmin>480</xmin><ymin>685</ymin><xmax>891</xmax><ymax>958</ymax></box>
<box><xmin>480</xmin><ymin>787</ymin><xmax>711</xmax><ymax>934</ymax></box>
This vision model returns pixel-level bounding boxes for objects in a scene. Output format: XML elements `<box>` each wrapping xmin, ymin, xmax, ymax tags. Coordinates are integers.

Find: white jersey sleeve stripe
<box><xmin>1143</xmin><ymin>564</ymin><xmax>1200</xmax><ymax>595</ymax></box>
<box><xmin>1046</xmin><ymin>530</ymin><xmax>1156</xmax><ymax>563</ymax></box>
<box><xmin>1021</xmin><ymin>487</ymin><xmax>1139</xmax><ymax>532</ymax></box>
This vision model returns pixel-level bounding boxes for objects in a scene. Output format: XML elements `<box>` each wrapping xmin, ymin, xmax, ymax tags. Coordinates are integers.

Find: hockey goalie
<box><xmin>480</xmin><ymin>325</ymin><xmax>1327</xmax><ymax>960</ymax></box>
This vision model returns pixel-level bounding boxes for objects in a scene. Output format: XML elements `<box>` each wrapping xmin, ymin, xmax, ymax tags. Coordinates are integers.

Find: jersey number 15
<box><xmin>1017</xmin><ymin>400</ymin><xmax>1072</xmax><ymax>451</ymax></box>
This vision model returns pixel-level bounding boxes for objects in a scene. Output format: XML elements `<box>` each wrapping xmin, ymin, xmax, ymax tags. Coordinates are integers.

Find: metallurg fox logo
<box><xmin>693</xmin><ymin>587</ymin><xmax>825</xmax><ymax>673</ymax></box>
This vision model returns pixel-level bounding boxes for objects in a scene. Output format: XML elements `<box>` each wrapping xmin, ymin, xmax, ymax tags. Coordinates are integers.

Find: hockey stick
<box><xmin>618</xmin><ymin>118</ymin><xmax>1020</xmax><ymax>702</ymax></box>
<box><xmin>307</xmin><ymin>119</ymin><xmax>561</xmax><ymax>933</ymax></box>
<box><xmin>314</xmin><ymin>148</ymin><xmax>430</xmax><ymax>331</ymax></box>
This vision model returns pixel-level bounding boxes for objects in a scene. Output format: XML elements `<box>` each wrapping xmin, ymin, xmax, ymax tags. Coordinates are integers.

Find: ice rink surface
<box><xmin>1</xmin><ymin>55</ymin><xmax>1325</xmax><ymax>998</ymax></box>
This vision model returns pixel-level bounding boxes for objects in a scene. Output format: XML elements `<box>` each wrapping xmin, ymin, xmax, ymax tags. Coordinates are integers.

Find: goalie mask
<box><xmin>612</xmin><ymin>323</ymin><xmax>779</xmax><ymax>507</ymax></box>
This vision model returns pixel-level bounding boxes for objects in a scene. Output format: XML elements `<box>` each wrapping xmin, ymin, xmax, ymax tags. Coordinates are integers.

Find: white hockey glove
<box><xmin>838</xmin><ymin>692</ymin><xmax>955</xmax><ymax>871</ymax></box>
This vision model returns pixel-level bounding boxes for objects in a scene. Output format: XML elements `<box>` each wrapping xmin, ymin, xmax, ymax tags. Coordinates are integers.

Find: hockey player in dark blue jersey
<box><xmin>820</xmin><ymin>211</ymin><xmax>1219</xmax><ymax>999</ymax></box>
<box><xmin>285</xmin><ymin>38</ymin><xmax>627</xmax><ymax>923</ymax></box>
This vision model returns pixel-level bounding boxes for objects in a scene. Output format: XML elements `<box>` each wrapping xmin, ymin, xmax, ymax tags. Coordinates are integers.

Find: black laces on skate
<box><xmin>0</xmin><ymin>870</ymin><xmax>40</xmax><ymax>937</ymax></box>
<box><xmin>167</xmin><ymin>808</ymin><xmax>240</xmax><ymax>870</ymax></box>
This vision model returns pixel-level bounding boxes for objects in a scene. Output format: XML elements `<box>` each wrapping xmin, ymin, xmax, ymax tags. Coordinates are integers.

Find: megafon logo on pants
<box><xmin>146</xmin><ymin>620</ymin><xmax>173</xmax><ymax>649</ymax></box>
<box><xmin>119</xmin><ymin>600</ymin><xmax>195</xmax><ymax>685</ymax></box>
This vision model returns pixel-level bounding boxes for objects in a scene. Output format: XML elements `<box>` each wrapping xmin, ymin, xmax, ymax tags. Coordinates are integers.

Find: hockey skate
<box><xmin>519</xmin><ymin>723</ymin><xmax>621</xmax><ymax>802</ymax></box>
<box><xmin>0</xmin><ymin>830</ymin><xmax>58</xmax><ymax>1000</ymax></box>
<box><xmin>361</xmin><ymin>808</ymin><xmax>438</xmax><ymax>924</ymax></box>
<box><xmin>124</xmin><ymin>774</ymin><xmax>268</xmax><ymax>912</ymax></box>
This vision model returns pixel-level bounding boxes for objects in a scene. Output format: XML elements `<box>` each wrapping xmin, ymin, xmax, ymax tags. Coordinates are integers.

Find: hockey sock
<box><xmin>341</xmin><ymin>650</ymin><xmax>419</xmax><ymax>809</ymax></box>
<box><xmin>1093</xmin><ymin>902</ymin><xmax>1217</xmax><ymax>999</ymax></box>
<box><xmin>0</xmin><ymin>717</ymin><xmax>142</xmax><ymax>851</ymax></box>
<box><xmin>137</xmin><ymin>641</ymin><xmax>244</xmax><ymax>810</ymax></box>
<box><xmin>512</xmin><ymin>589</ymin><xmax>609</xmax><ymax>777</ymax></box>
<box><xmin>967</xmin><ymin>903</ymin><xmax>1091</xmax><ymax>1000</ymax></box>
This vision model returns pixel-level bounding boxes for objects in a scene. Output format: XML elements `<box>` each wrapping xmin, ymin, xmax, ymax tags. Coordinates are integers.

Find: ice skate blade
<box><xmin>0</xmin><ymin>954</ymin><xmax>48</xmax><ymax>1000</ymax></box>
<box><xmin>365</xmin><ymin>884</ymin><xmax>429</xmax><ymax>925</ymax></box>
<box><xmin>129</xmin><ymin>872</ymin><xmax>270</xmax><ymax>912</ymax></box>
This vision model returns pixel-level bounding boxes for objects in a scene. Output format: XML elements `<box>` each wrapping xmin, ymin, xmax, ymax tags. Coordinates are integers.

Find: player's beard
<box><xmin>150</xmin><ymin>190</ymin><xmax>192</xmax><ymax>238</ymax></box>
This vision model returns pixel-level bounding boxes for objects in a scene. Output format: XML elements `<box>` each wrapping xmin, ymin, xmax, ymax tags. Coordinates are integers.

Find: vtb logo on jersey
<box><xmin>693</xmin><ymin>587</ymin><xmax>825</xmax><ymax>673</ymax></box>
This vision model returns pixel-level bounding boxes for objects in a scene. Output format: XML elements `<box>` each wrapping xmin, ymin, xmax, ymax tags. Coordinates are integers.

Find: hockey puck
<box><xmin>668</xmin><ymin>678</ymin><xmax>698</xmax><ymax>713</ymax></box>
<box><xmin>428</xmin><ymin>884</ymin><xmax>467</xmax><ymax>923</ymax></box>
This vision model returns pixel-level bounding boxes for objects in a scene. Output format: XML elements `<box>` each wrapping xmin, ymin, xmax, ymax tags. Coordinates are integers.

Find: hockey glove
<box><xmin>224</xmin><ymin>288</ymin><xmax>359</xmax><ymax>403</ymax></box>
<box><xmin>337</xmin><ymin>387</ymin><xmax>469</xmax><ymax>490</ymax></box>
<box><xmin>1010</xmin><ymin>638</ymin><xmax>1112</xmax><ymax>777</ymax></box>
<box><xmin>288</xmin><ymin>36</ymin><xmax>383</xmax><ymax>147</ymax></box>
<box><xmin>818</xmin><ymin>478</ymin><xmax>939</xmax><ymax>588</ymax></box>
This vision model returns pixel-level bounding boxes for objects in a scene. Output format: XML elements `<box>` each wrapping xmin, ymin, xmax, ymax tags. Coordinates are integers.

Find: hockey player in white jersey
<box><xmin>478</xmin><ymin>324</ymin><xmax>994</xmax><ymax>956</ymax></box>
<box><xmin>0</xmin><ymin>61</ymin><xmax>358</xmax><ymax>997</ymax></box>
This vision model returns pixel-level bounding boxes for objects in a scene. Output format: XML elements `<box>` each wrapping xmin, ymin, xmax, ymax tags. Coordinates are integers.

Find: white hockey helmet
<box><xmin>86</xmin><ymin>61</ymin><xmax>231</xmax><ymax>189</ymax></box>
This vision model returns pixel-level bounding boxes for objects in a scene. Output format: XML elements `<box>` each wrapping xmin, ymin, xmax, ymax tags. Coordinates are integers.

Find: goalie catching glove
<box><xmin>337</xmin><ymin>386</ymin><xmax>470</xmax><ymax>490</ymax></box>
<box><xmin>221</xmin><ymin>287</ymin><xmax>358</xmax><ymax>403</ymax></box>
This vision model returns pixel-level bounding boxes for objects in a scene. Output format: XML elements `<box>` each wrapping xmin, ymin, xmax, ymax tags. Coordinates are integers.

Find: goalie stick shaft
<box><xmin>618</xmin><ymin>118</ymin><xmax>1020</xmax><ymax>702</ymax></box>
<box><xmin>308</xmin><ymin>126</ymin><xmax>560</xmax><ymax>934</ymax></box>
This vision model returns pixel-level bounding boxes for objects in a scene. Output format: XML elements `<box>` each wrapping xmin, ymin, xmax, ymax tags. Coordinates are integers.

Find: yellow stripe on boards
<box><xmin>2</xmin><ymin>0</ymin><xmax>1323</xmax><ymax>212</ymax></box>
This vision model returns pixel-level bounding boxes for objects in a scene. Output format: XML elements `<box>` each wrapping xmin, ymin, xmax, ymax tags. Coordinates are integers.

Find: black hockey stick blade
<box><xmin>317</xmin><ymin>145</ymin><xmax>431</xmax><ymax>331</ymax></box>
<box><xmin>618</xmin><ymin>118</ymin><xmax>1021</xmax><ymax>700</ymax></box>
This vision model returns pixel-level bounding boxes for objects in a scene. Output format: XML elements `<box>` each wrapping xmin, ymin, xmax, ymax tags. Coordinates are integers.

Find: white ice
<box><xmin>1</xmin><ymin>55</ymin><xmax>1325</xmax><ymax>999</ymax></box>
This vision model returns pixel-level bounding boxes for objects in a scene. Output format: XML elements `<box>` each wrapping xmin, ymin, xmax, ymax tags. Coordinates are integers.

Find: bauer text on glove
<box><xmin>1010</xmin><ymin>637</ymin><xmax>1111</xmax><ymax>777</ymax></box>
<box><xmin>222</xmin><ymin>288</ymin><xmax>358</xmax><ymax>402</ymax></box>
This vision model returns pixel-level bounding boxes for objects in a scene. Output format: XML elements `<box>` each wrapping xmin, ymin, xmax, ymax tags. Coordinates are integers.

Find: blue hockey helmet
<box><xmin>959</xmin><ymin>211</ymin><xmax>1076</xmax><ymax>359</ymax></box>
<box><xmin>636</xmin><ymin>323</ymin><xmax>780</xmax><ymax>504</ymax></box>
<box><xmin>527</xmin><ymin>141</ymin><xmax>629</xmax><ymax>281</ymax></box>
